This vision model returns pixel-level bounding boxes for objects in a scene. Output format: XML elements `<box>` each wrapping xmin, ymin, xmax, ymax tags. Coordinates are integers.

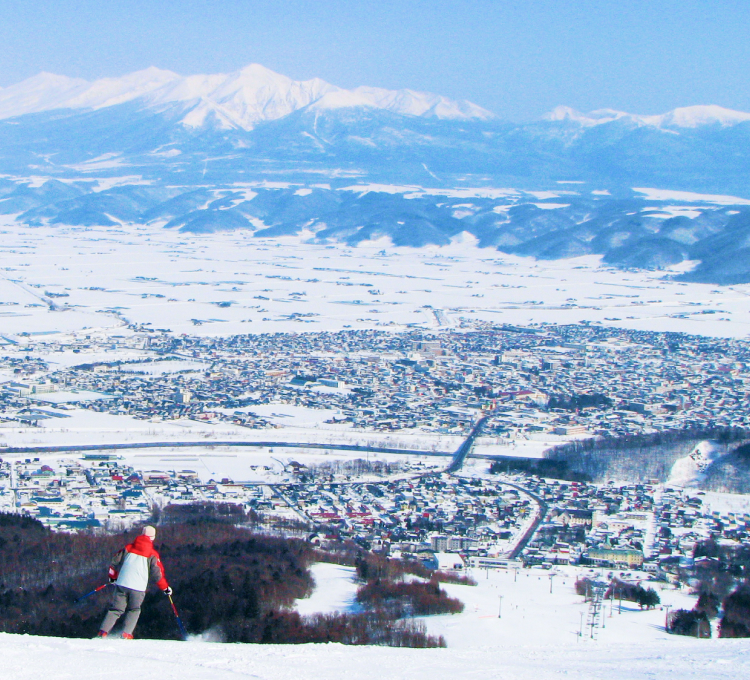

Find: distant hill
<box><xmin>5</xmin><ymin>177</ymin><xmax>750</xmax><ymax>283</ymax></box>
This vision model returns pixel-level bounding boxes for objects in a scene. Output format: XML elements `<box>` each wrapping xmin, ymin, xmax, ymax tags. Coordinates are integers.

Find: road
<box><xmin>1</xmin><ymin>433</ymin><xmax>545</xmax><ymax>470</ymax></box>
<box><xmin>502</xmin><ymin>478</ymin><xmax>549</xmax><ymax>560</ymax></box>
<box><xmin>0</xmin><ymin>440</ymin><xmax>454</xmax><ymax>457</ymax></box>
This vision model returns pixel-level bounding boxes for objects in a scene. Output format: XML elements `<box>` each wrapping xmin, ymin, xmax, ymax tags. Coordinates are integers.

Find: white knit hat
<box><xmin>142</xmin><ymin>525</ymin><xmax>156</xmax><ymax>539</ymax></box>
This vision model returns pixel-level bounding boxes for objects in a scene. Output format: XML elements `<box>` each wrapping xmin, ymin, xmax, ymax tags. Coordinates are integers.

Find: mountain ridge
<box><xmin>0</xmin><ymin>64</ymin><xmax>496</xmax><ymax>130</ymax></box>
<box><xmin>544</xmin><ymin>104</ymin><xmax>750</xmax><ymax>129</ymax></box>
<box><xmin>4</xmin><ymin>64</ymin><xmax>750</xmax><ymax>134</ymax></box>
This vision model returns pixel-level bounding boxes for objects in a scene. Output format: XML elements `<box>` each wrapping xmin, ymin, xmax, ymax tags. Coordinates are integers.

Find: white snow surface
<box><xmin>294</xmin><ymin>563</ymin><xmax>360</xmax><ymax>616</ymax></box>
<box><xmin>668</xmin><ymin>441</ymin><xmax>726</xmax><ymax>487</ymax></box>
<box><xmin>0</xmin><ymin>72</ymin><xmax>89</xmax><ymax>118</ymax></box>
<box><xmin>1</xmin><ymin>631</ymin><xmax>746</xmax><ymax>680</ymax></box>
<box><xmin>0</xmin><ymin>63</ymin><xmax>494</xmax><ymax>129</ymax></box>
<box><xmin>2</xmin><ymin>216</ymin><xmax>750</xmax><ymax>341</ymax></box>
<box><xmin>633</xmin><ymin>187</ymin><xmax>750</xmax><ymax>205</ymax></box>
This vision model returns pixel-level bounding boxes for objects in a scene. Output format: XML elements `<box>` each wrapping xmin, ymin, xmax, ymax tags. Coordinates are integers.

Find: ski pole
<box><xmin>167</xmin><ymin>593</ymin><xmax>188</xmax><ymax>640</ymax></box>
<box><xmin>75</xmin><ymin>582</ymin><xmax>110</xmax><ymax>603</ymax></box>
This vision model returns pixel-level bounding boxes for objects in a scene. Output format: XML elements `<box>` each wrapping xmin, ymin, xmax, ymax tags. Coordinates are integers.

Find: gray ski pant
<box><xmin>100</xmin><ymin>585</ymin><xmax>146</xmax><ymax>636</ymax></box>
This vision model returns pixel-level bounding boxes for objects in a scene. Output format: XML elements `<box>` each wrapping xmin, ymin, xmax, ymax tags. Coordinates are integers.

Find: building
<box><xmin>8</xmin><ymin>381</ymin><xmax>56</xmax><ymax>396</ymax></box>
<box><xmin>434</xmin><ymin>552</ymin><xmax>465</xmax><ymax>571</ymax></box>
<box><xmin>468</xmin><ymin>556</ymin><xmax>523</xmax><ymax>570</ymax></box>
<box><xmin>553</xmin><ymin>425</ymin><xmax>588</xmax><ymax>435</ymax></box>
<box><xmin>173</xmin><ymin>389</ymin><xmax>192</xmax><ymax>404</ymax></box>
<box><xmin>557</xmin><ymin>508</ymin><xmax>594</xmax><ymax>527</ymax></box>
<box><xmin>319</xmin><ymin>378</ymin><xmax>343</xmax><ymax>388</ymax></box>
<box><xmin>586</xmin><ymin>546</ymin><xmax>644</xmax><ymax>568</ymax></box>
<box><xmin>430</xmin><ymin>535</ymin><xmax>449</xmax><ymax>551</ymax></box>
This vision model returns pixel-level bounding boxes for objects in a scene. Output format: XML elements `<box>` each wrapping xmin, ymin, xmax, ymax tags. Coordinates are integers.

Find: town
<box><xmin>2</xmin><ymin>321</ymin><xmax>750</xmax><ymax>440</ymax></box>
<box><xmin>1</xmin><ymin>445</ymin><xmax>747</xmax><ymax>581</ymax></box>
<box><xmin>1</xmin><ymin>320</ymin><xmax>749</xmax><ymax>580</ymax></box>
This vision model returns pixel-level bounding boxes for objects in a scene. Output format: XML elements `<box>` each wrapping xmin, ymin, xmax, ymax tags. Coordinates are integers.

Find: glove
<box><xmin>163</xmin><ymin>587</ymin><xmax>173</xmax><ymax>596</ymax></box>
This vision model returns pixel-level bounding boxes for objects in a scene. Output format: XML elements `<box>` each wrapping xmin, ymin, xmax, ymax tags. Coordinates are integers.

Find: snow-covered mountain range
<box><xmin>1</xmin><ymin>64</ymin><xmax>749</xmax><ymax>195</ymax></box>
<box><xmin>544</xmin><ymin>104</ymin><xmax>750</xmax><ymax>129</ymax></box>
<box><xmin>0</xmin><ymin>64</ymin><xmax>495</xmax><ymax>130</ymax></box>
<box><xmin>3</xmin><ymin>63</ymin><xmax>750</xmax><ymax>134</ymax></box>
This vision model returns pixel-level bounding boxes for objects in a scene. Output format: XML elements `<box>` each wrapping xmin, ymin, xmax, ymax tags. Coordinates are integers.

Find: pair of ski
<box><xmin>76</xmin><ymin>583</ymin><xmax>188</xmax><ymax>640</ymax></box>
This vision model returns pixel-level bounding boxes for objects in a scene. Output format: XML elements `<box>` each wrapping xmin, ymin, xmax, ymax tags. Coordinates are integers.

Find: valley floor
<box><xmin>3</xmin><ymin>219</ymin><xmax>750</xmax><ymax>339</ymax></box>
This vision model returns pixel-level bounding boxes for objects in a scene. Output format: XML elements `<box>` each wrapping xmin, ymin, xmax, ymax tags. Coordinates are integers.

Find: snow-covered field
<box><xmin>2</xmin><ymin>219</ymin><xmax>749</xmax><ymax>340</ymax></box>
<box><xmin>0</xmin><ymin>403</ymin><xmax>459</xmax><ymax>482</ymax></box>
<box><xmin>0</xmin><ymin>408</ymin><xmax>569</xmax><ymax>482</ymax></box>
<box><xmin>422</xmin><ymin>566</ymin><xmax>697</xmax><ymax>648</ymax></box>
<box><xmin>295</xmin><ymin>563</ymin><xmax>360</xmax><ymax>616</ymax></box>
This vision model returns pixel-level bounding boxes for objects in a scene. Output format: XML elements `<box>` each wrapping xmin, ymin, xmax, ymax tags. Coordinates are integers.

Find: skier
<box><xmin>97</xmin><ymin>525</ymin><xmax>172</xmax><ymax>639</ymax></box>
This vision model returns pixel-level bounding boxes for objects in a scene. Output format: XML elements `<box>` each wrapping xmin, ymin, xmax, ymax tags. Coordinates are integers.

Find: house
<box><xmin>557</xmin><ymin>508</ymin><xmax>593</xmax><ymax>527</ymax></box>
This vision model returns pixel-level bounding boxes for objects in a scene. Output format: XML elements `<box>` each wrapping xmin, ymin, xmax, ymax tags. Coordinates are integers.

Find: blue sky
<box><xmin>0</xmin><ymin>0</ymin><xmax>748</xmax><ymax>121</ymax></box>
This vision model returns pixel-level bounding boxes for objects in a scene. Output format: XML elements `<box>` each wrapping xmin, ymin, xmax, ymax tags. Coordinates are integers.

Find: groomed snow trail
<box><xmin>1</xmin><ymin>633</ymin><xmax>747</xmax><ymax>680</ymax></box>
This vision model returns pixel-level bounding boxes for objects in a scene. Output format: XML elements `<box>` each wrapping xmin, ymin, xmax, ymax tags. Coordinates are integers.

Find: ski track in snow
<box><xmin>0</xmin><ymin>632</ymin><xmax>746</xmax><ymax>680</ymax></box>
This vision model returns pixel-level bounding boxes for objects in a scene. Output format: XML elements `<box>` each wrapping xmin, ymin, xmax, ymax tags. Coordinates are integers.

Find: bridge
<box><xmin>442</xmin><ymin>415</ymin><xmax>549</xmax><ymax>559</ymax></box>
<box><xmin>445</xmin><ymin>415</ymin><xmax>488</xmax><ymax>473</ymax></box>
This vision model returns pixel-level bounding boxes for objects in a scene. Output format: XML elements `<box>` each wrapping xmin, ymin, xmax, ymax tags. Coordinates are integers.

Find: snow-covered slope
<box><xmin>544</xmin><ymin>106</ymin><xmax>634</xmax><ymax>126</ymax></box>
<box><xmin>668</xmin><ymin>441</ymin><xmax>727</xmax><ymax>487</ymax></box>
<box><xmin>0</xmin><ymin>72</ymin><xmax>90</xmax><ymax>118</ymax></box>
<box><xmin>0</xmin><ymin>64</ymin><xmax>494</xmax><ymax>130</ymax></box>
<box><xmin>61</xmin><ymin>67</ymin><xmax>182</xmax><ymax>110</ymax></box>
<box><xmin>657</xmin><ymin>105</ymin><xmax>750</xmax><ymax>128</ymax></box>
<box><xmin>544</xmin><ymin>104</ymin><xmax>750</xmax><ymax>129</ymax></box>
<box><xmin>0</xmin><ymin>632</ymin><xmax>746</xmax><ymax>680</ymax></box>
<box><xmin>3</xmin><ymin>560</ymin><xmax>744</xmax><ymax>680</ymax></box>
<box><xmin>352</xmin><ymin>85</ymin><xmax>494</xmax><ymax>120</ymax></box>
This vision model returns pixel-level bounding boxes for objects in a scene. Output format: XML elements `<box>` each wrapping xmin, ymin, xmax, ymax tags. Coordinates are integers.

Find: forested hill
<box><xmin>543</xmin><ymin>428</ymin><xmax>750</xmax><ymax>491</ymax></box>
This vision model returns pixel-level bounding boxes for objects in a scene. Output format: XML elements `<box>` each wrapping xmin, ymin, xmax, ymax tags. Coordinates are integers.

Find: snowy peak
<box><xmin>63</xmin><ymin>67</ymin><xmax>181</xmax><ymax>110</ymax></box>
<box><xmin>199</xmin><ymin>64</ymin><xmax>341</xmax><ymax>129</ymax></box>
<box><xmin>658</xmin><ymin>105</ymin><xmax>750</xmax><ymax>128</ymax></box>
<box><xmin>544</xmin><ymin>103</ymin><xmax>750</xmax><ymax>130</ymax></box>
<box><xmin>0</xmin><ymin>64</ymin><xmax>493</xmax><ymax>130</ymax></box>
<box><xmin>543</xmin><ymin>106</ymin><xmax>632</xmax><ymax>126</ymax></box>
<box><xmin>351</xmin><ymin>86</ymin><xmax>495</xmax><ymax>120</ymax></box>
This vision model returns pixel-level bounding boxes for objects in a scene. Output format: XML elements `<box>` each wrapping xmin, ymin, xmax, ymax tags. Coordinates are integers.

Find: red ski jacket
<box><xmin>108</xmin><ymin>535</ymin><xmax>169</xmax><ymax>592</ymax></box>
